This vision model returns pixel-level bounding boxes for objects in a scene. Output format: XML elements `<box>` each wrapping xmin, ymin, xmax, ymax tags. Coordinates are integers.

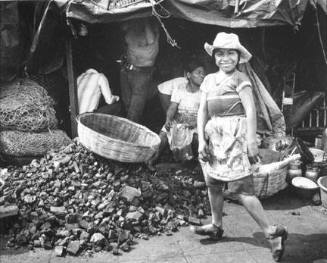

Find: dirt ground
<box><xmin>1</xmin><ymin>184</ymin><xmax>327</xmax><ymax>263</ymax></box>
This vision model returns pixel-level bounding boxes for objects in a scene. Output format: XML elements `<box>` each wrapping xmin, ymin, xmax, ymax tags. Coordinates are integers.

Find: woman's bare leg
<box><xmin>238</xmin><ymin>194</ymin><xmax>287</xmax><ymax>262</ymax></box>
<box><xmin>237</xmin><ymin>194</ymin><xmax>274</xmax><ymax>235</ymax></box>
<box><xmin>190</xmin><ymin>184</ymin><xmax>224</xmax><ymax>238</ymax></box>
<box><xmin>208</xmin><ymin>185</ymin><xmax>224</xmax><ymax>228</ymax></box>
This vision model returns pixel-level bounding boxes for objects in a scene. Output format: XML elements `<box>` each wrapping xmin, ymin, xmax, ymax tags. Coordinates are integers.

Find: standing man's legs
<box><xmin>96</xmin><ymin>101</ymin><xmax>122</xmax><ymax>116</ymax></box>
<box><xmin>120</xmin><ymin>68</ymin><xmax>132</xmax><ymax>113</ymax></box>
<box><xmin>123</xmin><ymin>69</ymin><xmax>153</xmax><ymax>123</ymax></box>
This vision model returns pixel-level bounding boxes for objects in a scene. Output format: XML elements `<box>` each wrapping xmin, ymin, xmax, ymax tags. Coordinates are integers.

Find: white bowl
<box><xmin>292</xmin><ymin>176</ymin><xmax>319</xmax><ymax>189</ymax></box>
<box><xmin>292</xmin><ymin>176</ymin><xmax>319</xmax><ymax>199</ymax></box>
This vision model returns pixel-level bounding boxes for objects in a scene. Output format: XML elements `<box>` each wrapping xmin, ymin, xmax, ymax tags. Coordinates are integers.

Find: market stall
<box><xmin>1</xmin><ymin>0</ymin><xmax>327</xmax><ymax>257</ymax></box>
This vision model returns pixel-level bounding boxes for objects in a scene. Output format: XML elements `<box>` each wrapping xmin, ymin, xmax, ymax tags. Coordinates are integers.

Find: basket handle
<box><xmin>255</xmin><ymin>154</ymin><xmax>300</xmax><ymax>175</ymax></box>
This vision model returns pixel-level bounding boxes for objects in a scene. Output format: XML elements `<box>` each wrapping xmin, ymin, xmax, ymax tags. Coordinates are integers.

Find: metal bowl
<box><xmin>291</xmin><ymin>177</ymin><xmax>319</xmax><ymax>199</ymax></box>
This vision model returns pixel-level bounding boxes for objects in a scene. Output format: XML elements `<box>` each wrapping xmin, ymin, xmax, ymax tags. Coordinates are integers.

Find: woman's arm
<box><xmin>197</xmin><ymin>91</ymin><xmax>210</xmax><ymax>161</ymax></box>
<box><xmin>165</xmin><ymin>102</ymin><xmax>178</xmax><ymax>130</ymax></box>
<box><xmin>98</xmin><ymin>73</ymin><xmax>119</xmax><ymax>104</ymax></box>
<box><xmin>159</xmin><ymin>93</ymin><xmax>171</xmax><ymax>113</ymax></box>
<box><xmin>239</xmin><ymin>86</ymin><xmax>259</xmax><ymax>160</ymax></box>
<box><xmin>197</xmin><ymin>91</ymin><xmax>208</xmax><ymax>144</ymax></box>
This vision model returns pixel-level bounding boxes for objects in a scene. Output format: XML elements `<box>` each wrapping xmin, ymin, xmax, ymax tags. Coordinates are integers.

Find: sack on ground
<box><xmin>0</xmin><ymin>79</ymin><xmax>58</xmax><ymax>132</ymax></box>
<box><xmin>0</xmin><ymin>130</ymin><xmax>71</xmax><ymax>157</ymax></box>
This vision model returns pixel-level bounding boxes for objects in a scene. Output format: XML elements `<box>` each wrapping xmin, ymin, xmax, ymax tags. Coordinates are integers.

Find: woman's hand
<box><xmin>248</xmin><ymin>140</ymin><xmax>260</xmax><ymax>164</ymax></box>
<box><xmin>198</xmin><ymin>141</ymin><xmax>211</xmax><ymax>162</ymax></box>
<box><xmin>164</xmin><ymin>119</ymin><xmax>173</xmax><ymax>131</ymax></box>
<box><xmin>106</xmin><ymin>95</ymin><xmax>120</xmax><ymax>105</ymax></box>
<box><xmin>165</xmin><ymin>102</ymin><xmax>178</xmax><ymax>131</ymax></box>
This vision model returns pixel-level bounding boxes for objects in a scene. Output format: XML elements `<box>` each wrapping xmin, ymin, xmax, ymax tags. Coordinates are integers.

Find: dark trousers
<box><xmin>97</xmin><ymin>66</ymin><xmax>165</xmax><ymax>131</ymax></box>
<box><xmin>96</xmin><ymin>96</ymin><xmax>164</xmax><ymax>132</ymax></box>
<box><xmin>96</xmin><ymin>101</ymin><xmax>123</xmax><ymax>116</ymax></box>
<box><xmin>120</xmin><ymin>66</ymin><xmax>155</xmax><ymax>123</ymax></box>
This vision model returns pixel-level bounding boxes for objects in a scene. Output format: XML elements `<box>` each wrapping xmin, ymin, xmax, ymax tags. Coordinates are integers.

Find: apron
<box><xmin>200</xmin><ymin>115</ymin><xmax>252</xmax><ymax>182</ymax></box>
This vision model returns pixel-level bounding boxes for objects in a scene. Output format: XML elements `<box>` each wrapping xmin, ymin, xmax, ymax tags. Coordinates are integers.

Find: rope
<box><xmin>30</xmin><ymin>0</ymin><xmax>53</xmax><ymax>54</ymax></box>
<box><xmin>150</xmin><ymin>0</ymin><xmax>180</xmax><ymax>48</ymax></box>
<box><xmin>24</xmin><ymin>0</ymin><xmax>53</xmax><ymax>76</ymax></box>
<box><xmin>88</xmin><ymin>0</ymin><xmax>111</xmax><ymax>10</ymax></box>
<box><xmin>314</xmin><ymin>3</ymin><xmax>327</xmax><ymax>65</ymax></box>
<box><xmin>62</xmin><ymin>0</ymin><xmax>179</xmax><ymax>48</ymax></box>
<box><xmin>65</xmin><ymin>0</ymin><xmax>78</xmax><ymax>39</ymax></box>
<box><xmin>150</xmin><ymin>0</ymin><xmax>169</xmax><ymax>18</ymax></box>
<box><xmin>86</xmin><ymin>0</ymin><xmax>164</xmax><ymax>12</ymax></box>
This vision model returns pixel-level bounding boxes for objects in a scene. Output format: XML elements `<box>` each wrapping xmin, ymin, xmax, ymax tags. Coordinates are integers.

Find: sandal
<box><xmin>266</xmin><ymin>225</ymin><xmax>288</xmax><ymax>262</ymax></box>
<box><xmin>190</xmin><ymin>224</ymin><xmax>224</xmax><ymax>240</ymax></box>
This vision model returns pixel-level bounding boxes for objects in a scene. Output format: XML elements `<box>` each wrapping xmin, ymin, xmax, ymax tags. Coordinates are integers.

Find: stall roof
<box><xmin>66</xmin><ymin>0</ymin><xmax>309</xmax><ymax>28</ymax></box>
<box><xmin>316</xmin><ymin>0</ymin><xmax>327</xmax><ymax>13</ymax></box>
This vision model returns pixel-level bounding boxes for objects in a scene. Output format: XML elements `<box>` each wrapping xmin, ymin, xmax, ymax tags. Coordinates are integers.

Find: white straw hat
<box><xmin>204</xmin><ymin>32</ymin><xmax>252</xmax><ymax>64</ymax></box>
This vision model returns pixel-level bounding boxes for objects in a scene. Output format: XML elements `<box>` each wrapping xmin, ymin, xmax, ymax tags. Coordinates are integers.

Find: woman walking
<box><xmin>192</xmin><ymin>32</ymin><xmax>287</xmax><ymax>262</ymax></box>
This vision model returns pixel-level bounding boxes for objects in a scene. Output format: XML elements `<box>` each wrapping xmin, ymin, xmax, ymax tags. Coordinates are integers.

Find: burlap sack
<box><xmin>0</xmin><ymin>79</ymin><xmax>58</xmax><ymax>132</ymax></box>
<box><xmin>0</xmin><ymin>129</ymin><xmax>71</xmax><ymax>157</ymax></box>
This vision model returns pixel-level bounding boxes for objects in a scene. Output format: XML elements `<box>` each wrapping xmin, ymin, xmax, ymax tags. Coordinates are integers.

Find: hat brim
<box><xmin>204</xmin><ymin>42</ymin><xmax>252</xmax><ymax>64</ymax></box>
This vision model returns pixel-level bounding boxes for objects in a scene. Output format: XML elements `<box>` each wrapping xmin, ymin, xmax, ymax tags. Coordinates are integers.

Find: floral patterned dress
<box><xmin>200</xmin><ymin>70</ymin><xmax>253</xmax><ymax>182</ymax></box>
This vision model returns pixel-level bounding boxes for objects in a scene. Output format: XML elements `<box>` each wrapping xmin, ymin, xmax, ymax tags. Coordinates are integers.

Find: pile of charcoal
<box><xmin>0</xmin><ymin>140</ymin><xmax>210</xmax><ymax>256</ymax></box>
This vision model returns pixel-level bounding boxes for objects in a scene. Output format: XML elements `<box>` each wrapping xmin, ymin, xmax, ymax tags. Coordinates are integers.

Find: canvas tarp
<box><xmin>65</xmin><ymin>0</ymin><xmax>309</xmax><ymax>28</ymax></box>
<box><xmin>316</xmin><ymin>0</ymin><xmax>327</xmax><ymax>13</ymax></box>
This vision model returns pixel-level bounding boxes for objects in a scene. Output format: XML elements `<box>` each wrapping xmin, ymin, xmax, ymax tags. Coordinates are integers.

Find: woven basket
<box><xmin>253</xmin><ymin>167</ymin><xmax>288</xmax><ymax>199</ymax></box>
<box><xmin>253</xmin><ymin>154</ymin><xmax>300</xmax><ymax>199</ymax></box>
<box><xmin>77</xmin><ymin>113</ymin><xmax>160</xmax><ymax>163</ymax></box>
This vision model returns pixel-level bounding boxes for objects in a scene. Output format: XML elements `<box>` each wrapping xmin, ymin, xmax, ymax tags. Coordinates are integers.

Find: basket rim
<box><xmin>317</xmin><ymin>176</ymin><xmax>327</xmax><ymax>192</ymax></box>
<box><xmin>76</xmin><ymin>112</ymin><xmax>160</xmax><ymax>149</ymax></box>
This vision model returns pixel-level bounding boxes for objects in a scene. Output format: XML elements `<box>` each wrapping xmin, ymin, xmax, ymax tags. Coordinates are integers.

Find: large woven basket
<box><xmin>77</xmin><ymin>113</ymin><xmax>160</xmax><ymax>163</ymax></box>
<box><xmin>253</xmin><ymin>154</ymin><xmax>300</xmax><ymax>199</ymax></box>
<box><xmin>253</xmin><ymin>166</ymin><xmax>288</xmax><ymax>199</ymax></box>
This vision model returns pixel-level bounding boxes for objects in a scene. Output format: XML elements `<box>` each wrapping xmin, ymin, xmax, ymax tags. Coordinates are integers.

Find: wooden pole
<box><xmin>65</xmin><ymin>38</ymin><xmax>78</xmax><ymax>138</ymax></box>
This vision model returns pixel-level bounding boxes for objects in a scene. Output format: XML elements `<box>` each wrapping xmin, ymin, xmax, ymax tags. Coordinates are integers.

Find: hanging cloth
<box><xmin>239</xmin><ymin>63</ymin><xmax>286</xmax><ymax>137</ymax></box>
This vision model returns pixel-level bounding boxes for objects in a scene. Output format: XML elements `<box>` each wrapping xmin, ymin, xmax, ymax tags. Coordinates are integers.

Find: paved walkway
<box><xmin>1</xmin><ymin>189</ymin><xmax>327</xmax><ymax>263</ymax></box>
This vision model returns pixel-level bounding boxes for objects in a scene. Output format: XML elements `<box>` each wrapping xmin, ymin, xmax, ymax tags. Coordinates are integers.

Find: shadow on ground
<box><xmin>199</xmin><ymin>231</ymin><xmax>327</xmax><ymax>263</ymax></box>
<box><xmin>199</xmin><ymin>234</ymin><xmax>267</xmax><ymax>248</ymax></box>
<box><xmin>281</xmin><ymin>233</ymin><xmax>327</xmax><ymax>263</ymax></box>
<box><xmin>260</xmin><ymin>188</ymin><xmax>314</xmax><ymax>211</ymax></box>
